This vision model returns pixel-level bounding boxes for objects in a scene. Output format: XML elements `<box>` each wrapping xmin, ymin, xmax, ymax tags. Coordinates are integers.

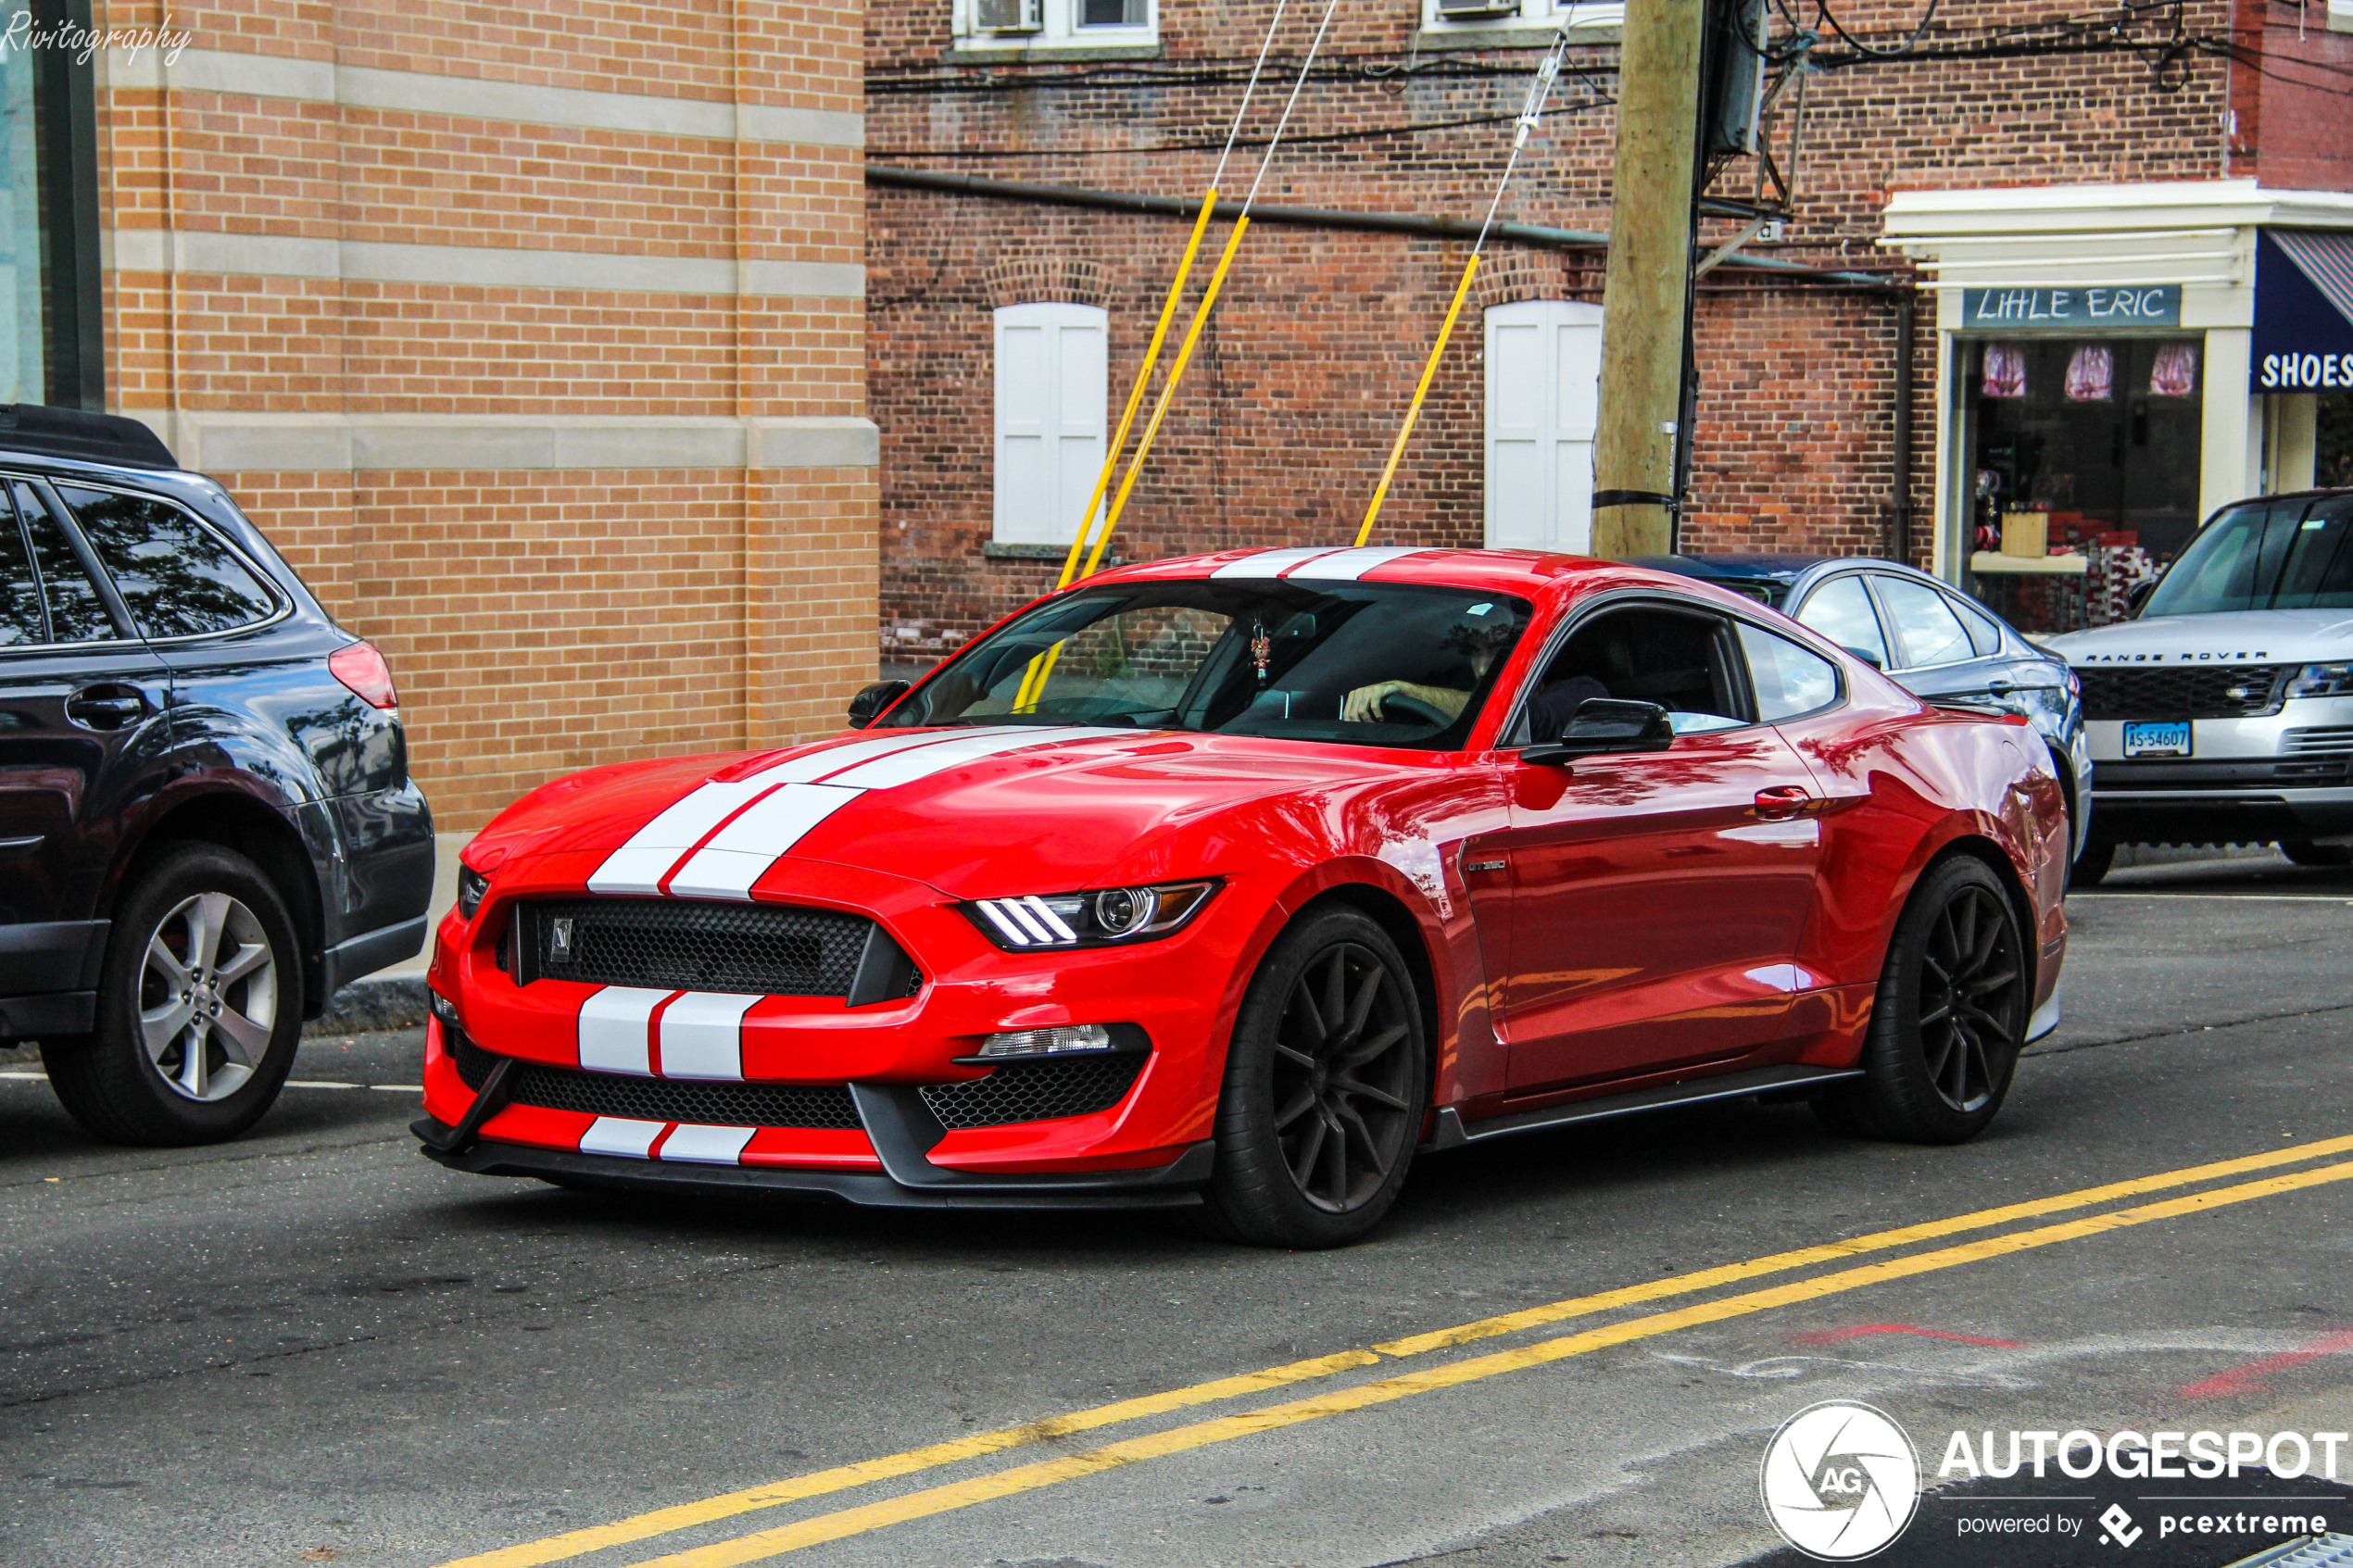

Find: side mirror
<box><xmin>1521</xmin><ymin>698</ymin><xmax>1677</xmax><ymax>766</ymax></box>
<box><xmin>1843</xmin><ymin>645</ymin><xmax>1884</xmax><ymax>671</ymax></box>
<box><xmin>847</xmin><ymin>679</ymin><xmax>911</xmax><ymax>730</ymax></box>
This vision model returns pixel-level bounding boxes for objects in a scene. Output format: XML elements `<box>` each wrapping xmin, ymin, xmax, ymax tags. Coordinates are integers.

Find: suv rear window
<box><xmin>57</xmin><ymin>485</ymin><xmax>278</xmax><ymax>639</ymax></box>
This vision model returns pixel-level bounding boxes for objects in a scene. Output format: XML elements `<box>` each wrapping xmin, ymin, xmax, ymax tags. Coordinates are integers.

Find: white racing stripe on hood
<box><xmin>658</xmin><ymin>992</ymin><xmax>761</xmax><ymax>1080</ymax></box>
<box><xmin>658</xmin><ymin>1123</ymin><xmax>757</xmax><ymax>1165</ymax></box>
<box><xmin>579</xmin><ymin>1117</ymin><xmax>665</xmax><ymax>1160</ymax></box>
<box><xmin>1212</xmin><ymin>546</ymin><xmax>1342</xmax><ymax>579</ymax></box>
<box><xmin>820</xmin><ymin>724</ymin><xmax>1123</xmax><ymax>788</ymax></box>
<box><xmin>662</xmin><ymin>784</ymin><xmax>863</xmax><ymax>900</ymax></box>
<box><xmin>1285</xmin><ymin>546</ymin><xmax>1428</xmax><ymax>581</ymax></box>
<box><xmin>587</xmin><ymin>729</ymin><xmax>1030</xmax><ymax>896</ymax></box>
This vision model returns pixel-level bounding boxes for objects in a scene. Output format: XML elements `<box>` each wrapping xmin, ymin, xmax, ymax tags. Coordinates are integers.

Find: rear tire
<box><xmin>1815</xmin><ymin>856</ymin><xmax>2027</xmax><ymax>1146</ymax></box>
<box><xmin>1200</xmin><ymin>906</ymin><xmax>1428</xmax><ymax>1248</ymax></box>
<box><xmin>2069</xmin><ymin>837</ymin><xmax>2115</xmax><ymax>887</ymax></box>
<box><xmin>44</xmin><ymin>845</ymin><xmax>303</xmax><ymax>1147</ymax></box>
<box><xmin>2281</xmin><ymin>840</ymin><xmax>2353</xmax><ymax>868</ymax></box>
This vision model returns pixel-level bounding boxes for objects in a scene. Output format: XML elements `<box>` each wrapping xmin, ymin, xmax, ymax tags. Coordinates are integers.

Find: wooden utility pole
<box><xmin>1591</xmin><ymin>0</ymin><xmax>1705</xmax><ymax>558</ymax></box>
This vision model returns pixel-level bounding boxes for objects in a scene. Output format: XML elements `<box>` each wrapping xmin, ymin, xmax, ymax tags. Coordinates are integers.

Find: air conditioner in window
<box><xmin>1436</xmin><ymin>0</ymin><xmax>1525</xmax><ymax>19</ymax></box>
<box><xmin>975</xmin><ymin>0</ymin><xmax>1044</xmax><ymax>31</ymax></box>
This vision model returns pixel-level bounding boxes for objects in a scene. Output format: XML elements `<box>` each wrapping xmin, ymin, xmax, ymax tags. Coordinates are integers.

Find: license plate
<box><xmin>2123</xmin><ymin>721</ymin><xmax>2192</xmax><ymax>759</ymax></box>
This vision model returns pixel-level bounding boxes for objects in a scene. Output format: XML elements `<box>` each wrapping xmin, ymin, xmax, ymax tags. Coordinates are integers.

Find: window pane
<box><xmin>1793</xmin><ymin>575</ymin><xmax>1887</xmax><ymax>666</ymax></box>
<box><xmin>1522</xmin><ymin>607</ymin><xmax>1743</xmax><ymax>740</ymax></box>
<box><xmin>57</xmin><ymin>485</ymin><xmax>277</xmax><ymax>639</ymax></box>
<box><xmin>0</xmin><ymin>26</ymin><xmax>43</xmax><ymax>402</ymax></box>
<box><xmin>0</xmin><ymin>493</ymin><xmax>41</xmax><ymax>646</ymax></box>
<box><xmin>1876</xmin><ymin>577</ymin><xmax>1975</xmax><ymax>668</ymax></box>
<box><xmin>1079</xmin><ymin>0</ymin><xmax>1144</xmax><ymax>22</ymax></box>
<box><xmin>1738</xmin><ymin>622</ymin><xmax>1839</xmax><ymax>721</ymax></box>
<box><xmin>1953</xmin><ymin>595</ymin><xmax>2006</xmax><ymax>656</ymax></box>
<box><xmin>16</xmin><ymin>483</ymin><xmax>114</xmax><ymax>642</ymax></box>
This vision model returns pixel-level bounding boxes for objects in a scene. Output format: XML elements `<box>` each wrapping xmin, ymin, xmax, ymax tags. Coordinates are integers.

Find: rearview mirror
<box><xmin>847</xmin><ymin>679</ymin><xmax>911</xmax><ymax>730</ymax></box>
<box><xmin>1843</xmin><ymin>645</ymin><xmax>1884</xmax><ymax>670</ymax></box>
<box><xmin>1521</xmin><ymin>698</ymin><xmax>1677</xmax><ymax>766</ymax></box>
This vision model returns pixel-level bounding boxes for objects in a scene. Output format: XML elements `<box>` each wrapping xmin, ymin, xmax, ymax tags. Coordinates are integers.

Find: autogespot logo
<box><xmin>1761</xmin><ymin>1400</ymin><xmax>1922</xmax><ymax>1561</ymax></box>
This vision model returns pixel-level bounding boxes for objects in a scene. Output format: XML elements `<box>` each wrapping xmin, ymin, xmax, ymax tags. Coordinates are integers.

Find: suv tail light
<box><xmin>329</xmin><ymin>641</ymin><xmax>399</xmax><ymax>709</ymax></box>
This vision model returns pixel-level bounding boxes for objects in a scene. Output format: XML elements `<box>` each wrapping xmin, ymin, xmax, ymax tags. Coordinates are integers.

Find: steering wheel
<box><xmin>1379</xmin><ymin>692</ymin><xmax>1452</xmax><ymax>728</ymax></box>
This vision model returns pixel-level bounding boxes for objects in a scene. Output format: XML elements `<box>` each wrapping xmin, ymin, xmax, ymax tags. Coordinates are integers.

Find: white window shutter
<box><xmin>993</xmin><ymin>302</ymin><xmax>1108</xmax><ymax>545</ymax></box>
<box><xmin>1483</xmin><ymin>299</ymin><xmax>1604</xmax><ymax>554</ymax></box>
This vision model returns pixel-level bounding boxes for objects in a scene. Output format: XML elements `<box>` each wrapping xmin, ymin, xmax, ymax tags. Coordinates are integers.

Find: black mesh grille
<box><xmin>2080</xmin><ymin>665</ymin><xmax>2288</xmax><ymax>721</ymax></box>
<box><xmin>449</xmin><ymin>1029</ymin><xmax>861</xmax><ymax>1130</ymax></box>
<box><xmin>521</xmin><ymin>898</ymin><xmax>909</xmax><ymax>998</ymax></box>
<box><xmin>920</xmin><ymin>1053</ymin><xmax>1147</xmax><ymax>1131</ymax></box>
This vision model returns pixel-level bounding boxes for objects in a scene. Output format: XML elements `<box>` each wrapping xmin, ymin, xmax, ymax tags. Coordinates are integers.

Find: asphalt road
<box><xmin>5</xmin><ymin>851</ymin><xmax>2351</xmax><ymax>1568</ymax></box>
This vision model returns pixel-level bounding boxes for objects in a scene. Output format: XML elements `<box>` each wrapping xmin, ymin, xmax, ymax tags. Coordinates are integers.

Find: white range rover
<box><xmin>2045</xmin><ymin>488</ymin><xmax>2353</xmax><ymax>884</ymax></box>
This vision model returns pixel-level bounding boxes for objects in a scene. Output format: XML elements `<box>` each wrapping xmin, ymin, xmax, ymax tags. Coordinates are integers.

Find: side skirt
<box><xmin>1426</xmin><ymin>1064</ymin><xmax>1865</xmax><ymax>1151</ymax></box>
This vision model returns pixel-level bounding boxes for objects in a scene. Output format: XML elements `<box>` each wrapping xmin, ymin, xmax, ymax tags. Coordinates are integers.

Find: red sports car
<box><xmin>416</xmin><ymin>547</ymin><xmax>2068</xmax><ymax>1247</ymax></box>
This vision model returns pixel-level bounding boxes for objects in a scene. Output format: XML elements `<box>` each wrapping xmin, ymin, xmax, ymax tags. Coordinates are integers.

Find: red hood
<box><xmin>471</xmin><ymin>726</ymin><xmax>1404</xmax><ymax>898</ymax></box>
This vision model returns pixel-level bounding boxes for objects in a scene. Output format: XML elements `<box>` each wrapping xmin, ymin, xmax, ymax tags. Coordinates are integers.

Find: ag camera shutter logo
<box><xmin>1761</xmin><ymin>1400</ymin><xmax>1921</xmax><ymax>1560</ymax></box>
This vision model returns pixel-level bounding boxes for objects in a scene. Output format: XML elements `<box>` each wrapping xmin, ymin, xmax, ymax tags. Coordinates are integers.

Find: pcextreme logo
<box><xmin>1761</xmin><ymin>1400</ymin><xmax>1922</xmax><ymax>1561</ymax></box>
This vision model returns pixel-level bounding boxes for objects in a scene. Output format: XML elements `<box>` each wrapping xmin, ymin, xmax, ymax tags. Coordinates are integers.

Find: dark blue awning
<box><xmin>2254</xmin><ymin>228</ymin><xmax>2353</xmax><ymax>391</ymax></box>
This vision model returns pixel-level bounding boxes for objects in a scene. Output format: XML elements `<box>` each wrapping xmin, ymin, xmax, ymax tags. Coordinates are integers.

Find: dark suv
<box><xmin>0</xmin><ymin>405</ymin><xmax>433</xmax><ymax>1144</ymax></box>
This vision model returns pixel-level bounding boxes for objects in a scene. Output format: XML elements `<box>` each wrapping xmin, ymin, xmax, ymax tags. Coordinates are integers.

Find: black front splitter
<box><xmin>414</xmin><ymin>1118</ymin><xmax>1214</xmax><ymax>1211</ymax></box>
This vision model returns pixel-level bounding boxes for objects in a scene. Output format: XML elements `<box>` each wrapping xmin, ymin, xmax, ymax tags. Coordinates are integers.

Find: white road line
<box><xmin>2076</xmin><ymin>892</ymin><xmax>2353</xmax><ymax>903</ymax></box>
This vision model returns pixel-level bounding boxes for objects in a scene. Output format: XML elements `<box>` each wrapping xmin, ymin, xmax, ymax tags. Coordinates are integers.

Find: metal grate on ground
<box><xmin>2222</xmin><ymin>1535</ymin><xmax>2353</xmax><ymax>1568</ymax></box>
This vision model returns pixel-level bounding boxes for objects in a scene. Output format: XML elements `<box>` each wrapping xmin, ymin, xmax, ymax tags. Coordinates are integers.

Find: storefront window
<box><xmin>0</xmin><ymin>6</ymin><xmax>42</xmax><ymax>402</ymax></box>
<box><xmin>2322</xmin><ymin>395</ymin><xmax>2353</xmax><ymax>488</ymax></box>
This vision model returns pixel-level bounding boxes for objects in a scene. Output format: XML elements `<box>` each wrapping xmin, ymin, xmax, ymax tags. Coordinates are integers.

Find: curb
<box><xmin>305</xmin><ymin>976</ymin><xmax>430</xmax><ymax>1037</ymax></box>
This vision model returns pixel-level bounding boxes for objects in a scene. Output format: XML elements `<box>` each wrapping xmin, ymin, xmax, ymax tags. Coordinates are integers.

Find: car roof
<box><xmin>1081</xmin><ymin>546</ymin><xmax>1742</xmax><ymax>602</ymax></box>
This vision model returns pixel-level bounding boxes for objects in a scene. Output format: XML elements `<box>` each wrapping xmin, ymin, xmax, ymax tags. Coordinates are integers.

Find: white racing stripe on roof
<box><xmin>664</xmin><ymin>784</ymin><xmax>863</xmax><ymax>900</ymax></box>
<box><xmin>579</xmin><ymin>1116</ymin><xmax>665</xmax><ymax>1160</ymax></box>
<box><xmin>577</xmin><ymin>986</ymin><xmax>670</xmax><ymax>1075</ymax></box>
<box><xmin>1210</xmin><ymin>546</ymin><xmax>1343</xmax><ymax>579</ymax></box>
<box><xmin>659</xmin><ymin>992</ymin><xmax>761</xmax><ymax>1080</ymax></box>
<box><xmin>658</xmin><ymin>1123</ymin><xmax>757</xmax><ymax>1165</ymax></box>
<box><xmin>821</xmin><ymin>725</ymin><xmax>1124</xmax><ymax>789</ymax></box>
<box><xmin>1283</xmin><ymin>546</ymin><xmax>1428</xmax><ymax>581</ymax></box>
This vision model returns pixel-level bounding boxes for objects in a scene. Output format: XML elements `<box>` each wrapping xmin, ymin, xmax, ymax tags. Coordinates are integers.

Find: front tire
<box><xmin>1816</xmin><ymin>856</ymin><xmax>2027</xmax><ymax>1145</ymax></box>
<box><xmin>1199</xmin><ymin>906</ymin><xmax>1428</xmax><ymax>1248</ymax></box>
<box><xmin>2069</xmin><ymin>837</ymin><xmax>2115</xmax><ymax>887</ymax></box>
<box><xmin>44</xmin><ymin>845</ymin><xmax>303</xmax><ymax>1147</ymax></box>
<box><xmin>2281</xmin><ymin>839</ymin><xmax>2353</xmax><ymax>868</ymax></box>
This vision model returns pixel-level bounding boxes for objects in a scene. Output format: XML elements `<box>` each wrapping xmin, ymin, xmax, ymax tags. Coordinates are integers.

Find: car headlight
<box><xmin>456</xmin><ymin>865</ymin><xmax>490</xmax><ymax>921</ymax></box>
<box><xmin>2289</xmin><ymin>662</ymin><xmax>2353</xmax><ymax>700</ymax></box>
<box><xmin>964</xmin><ymin>880</ymin><xmax>1218</xmax><ymax>950</ymax></box>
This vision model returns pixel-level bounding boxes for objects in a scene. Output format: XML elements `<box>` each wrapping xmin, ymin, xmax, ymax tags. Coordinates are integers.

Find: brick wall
<box><xmin>94</xmin><ymin>0</ymin><xmax>875</xmax><ymax>832</ymax></box>
<box><xmin>867</xmin><ymin>0</ymin><xmax>2240</xmax><ymax>658</ymax></box>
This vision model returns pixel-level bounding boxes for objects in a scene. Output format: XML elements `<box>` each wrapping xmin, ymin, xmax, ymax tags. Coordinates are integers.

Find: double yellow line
<box><xmin>440</xmin><ymin>1134</ymin><xmax>2353</xmax><ymax>1568</ymax></box>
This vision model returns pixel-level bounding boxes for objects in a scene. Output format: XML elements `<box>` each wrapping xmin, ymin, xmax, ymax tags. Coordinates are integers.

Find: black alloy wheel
<box><xmin>1817</xmin><ymin>855</ymin><xmax>2028</xmax><ymax>1145</ymax></box>
<box><xmin>1197</xmin><ymin>905</ymin><xmax>1428</xmax><ymax>1247</ymax></box>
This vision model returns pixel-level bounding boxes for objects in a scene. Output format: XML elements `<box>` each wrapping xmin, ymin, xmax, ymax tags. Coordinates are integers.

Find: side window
<box><xmin>1737</xmin><ymin>621</ymin><xmax>1841</xmax><ymax>721</ymax></box>
<box><xmin>0</xmin><ymin>491</ymin><xmax>44</xmax><ymax>646</ymax></box>
<box><xmin>1874</xmin><ymin>576</ymin><xmax>1975</xmax><ymax>669</ymax></box>
<box><xmin>1516</xmin><ymin>605</ymin><xmax>1746</xmax><ymax>743</ymax></box>
<box><xmin>992</xmin><ymin>302</ymin><xmax>1107</xmax><ymax>546</ymax></box>
<box><xmin>1793</xmin><ymin>575</ymin><xmax>1889</xmax><ymax>667</ymax></box>
<box><xmin>1952</xmin><ymin>594</ymin><xmax>2007</xmax><ymax>657</ymax></box>
<box><xmin>56</xmin><ymin>485</ymin><xmax>277</xmax><ymax>639</ymax></box>
<box><xmin>15</xmin><ymin>483</ymin><xmax>117</xmax><ymax>643</ymax></box>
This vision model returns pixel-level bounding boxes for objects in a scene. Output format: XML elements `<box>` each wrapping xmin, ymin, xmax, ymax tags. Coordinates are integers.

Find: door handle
<box><xmin>66</xmin><ymin>684</ymin><xmax>150</xmax><ymax>731</ymax></box>
<box><xmin>1753</xmin><ymin>784</ymin><xmax>1815</xmax><ymax>821</ymax></box>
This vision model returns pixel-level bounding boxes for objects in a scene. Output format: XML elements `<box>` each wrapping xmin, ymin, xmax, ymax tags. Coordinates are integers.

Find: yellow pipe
<box><xmin>1081</xmin><ymin>214</ymin><xmax>1252</xmax><ymax>582</ymax></box>
<box><xmin>1012</xmin><ymin>190</ymin><xmax>1220</xmax><ymax>714</ymax></box>
<box><xmin>1013</xmin><ymin>214</ymin><xmax>1253</xmax><ymax>712</ymax></box>
<box><xmin>1354</xmin><ymin>253</ymin><xmax>1479</xmax><ymax>548</ymax></box>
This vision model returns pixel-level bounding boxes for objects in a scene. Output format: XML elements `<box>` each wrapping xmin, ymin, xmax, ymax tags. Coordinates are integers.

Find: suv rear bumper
<box><xmin>2084</xmin><ymin>784</ymin><xmax>2353</xmax><ymax>846</ymax></box>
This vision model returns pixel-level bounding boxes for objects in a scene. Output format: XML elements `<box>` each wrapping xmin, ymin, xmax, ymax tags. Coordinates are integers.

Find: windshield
<box><xmin>883</xmin><ymin>579</ymin><xmax>1533</xmax><ymax>749</ymax></box>
<box><xmin>2145</xmin><ymin>495</ymin><xmax>2353</xmax><ymax>616</ymax></box>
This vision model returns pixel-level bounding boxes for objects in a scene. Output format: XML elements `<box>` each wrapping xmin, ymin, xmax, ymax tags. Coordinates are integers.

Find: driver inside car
<box><xmin>1343</xmin><ymin>612</ymin><xmax>1609</xmax><ymax>729</ymax></box>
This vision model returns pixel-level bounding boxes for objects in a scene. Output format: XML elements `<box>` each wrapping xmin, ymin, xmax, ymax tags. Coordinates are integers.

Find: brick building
<box><xmin>867</xmin><ymin>0</ymin><xmax>2353</xmax><ymax>659</ymax></box>
<box><xmin>7</xmin><ymin>0</ymin><xmax>876</xmax><ymax>833</ymax></box>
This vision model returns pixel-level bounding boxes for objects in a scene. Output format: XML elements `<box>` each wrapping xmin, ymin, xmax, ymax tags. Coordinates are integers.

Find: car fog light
<box><xmin>978</xmin><ymin>1023</ymin><xmax>1114</xmax><ymax>1059</ymax></box>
